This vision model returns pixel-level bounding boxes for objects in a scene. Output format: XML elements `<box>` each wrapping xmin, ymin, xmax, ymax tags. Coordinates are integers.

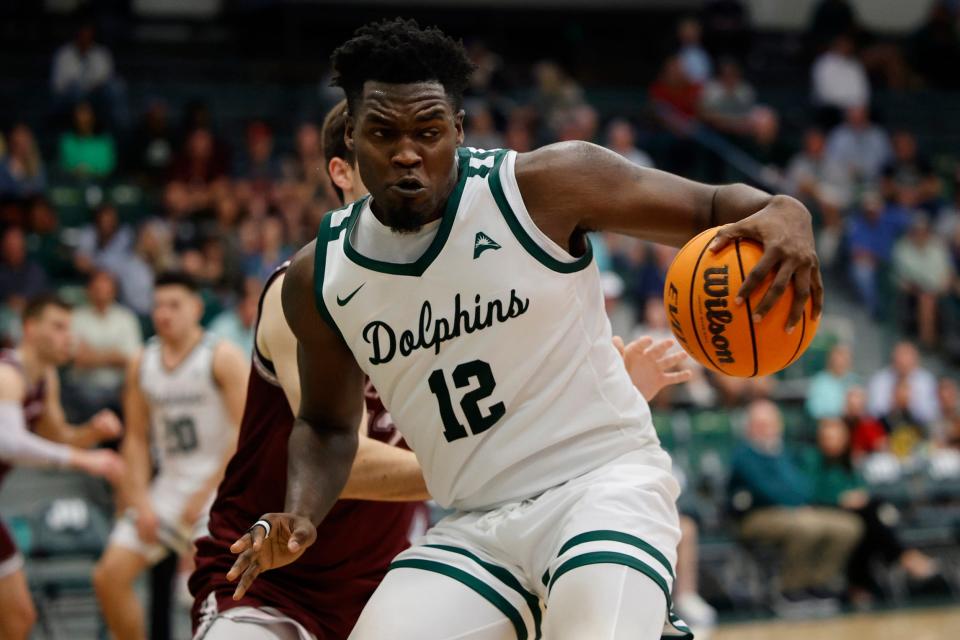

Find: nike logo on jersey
<box><xmin>473</xmin><ymin>232</ymin><xmax>501</xmax><ymax>259</ymax></box>
<box><xmin>337</xmin><ymin>283</ymin><xmax>366</xmax><ymax>306</ymax></box>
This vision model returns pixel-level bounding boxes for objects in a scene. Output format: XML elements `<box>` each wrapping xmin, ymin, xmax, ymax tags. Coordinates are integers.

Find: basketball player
<box><xmin>93</xmin><ymin>272</ymin><xmax>247</xmax><ymax>640</ymax></box>
<box><xmin>189</xmin><ymin>101</ymin><xmax>430</xmax><ymax>640</ymax></box>
<box><xmin>0</xmin><ymin>294</ymin><xmax>125</xmax><ymax>640</ymax></box>
<box><xmin>231</xmin><ymin>20</ymin><xmax>822</xmax><ymax>640</ymax></box>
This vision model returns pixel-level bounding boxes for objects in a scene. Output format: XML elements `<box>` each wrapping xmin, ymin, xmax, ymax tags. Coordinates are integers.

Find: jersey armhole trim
<box><xmin>313</xmin><ymin>211</ymin><xmax>349</xmax><ymax>347</ymax></box>
<box><xmin>489</xmin><ymin>150</ymin><xmax>593</xmax><ymax>274</ymax></box>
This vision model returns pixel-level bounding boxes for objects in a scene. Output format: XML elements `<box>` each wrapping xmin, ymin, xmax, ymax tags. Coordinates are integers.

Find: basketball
<box><xmin>663</xmin><ymin>228</ymin><xmax>820</xmax><ymax>378</ymax></box>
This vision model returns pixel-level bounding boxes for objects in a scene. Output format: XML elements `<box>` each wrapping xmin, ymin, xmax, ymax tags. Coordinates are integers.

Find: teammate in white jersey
<box><xmin>230</xmin><ymin>19</ymin><xmax>822</xmax><ymax>640</ymax></box>
<box><xmin>93</xmin><ymin>272</ymin><xmax>247</xmax><ymax>640</ymax></box>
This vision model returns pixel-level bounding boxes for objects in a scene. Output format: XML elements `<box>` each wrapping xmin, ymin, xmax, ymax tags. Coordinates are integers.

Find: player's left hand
<box><xmin>227</xmin><ymin>512</ymin><xmax>317</xmax><ymax>600</ymax></box>
<box><xmin>614</xmin><ymin>336</ymin><xmax>693</xmax><ymax>402</ymax></box>
<box><xmin>89</xmin><ymin>409</ymin><xmax>123</xmax><ymax>442</ymax></box>
<box><xmin>708</xmin><ymin>194</ymin><xmax>823</xmax><ymax>332</ymax></box>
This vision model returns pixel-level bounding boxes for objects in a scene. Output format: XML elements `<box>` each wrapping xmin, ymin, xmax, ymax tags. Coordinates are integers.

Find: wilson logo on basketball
<box><xmin>702</xmin><ymin>266</ymin><xmax>734</xmax><ymax>364</ymax></box>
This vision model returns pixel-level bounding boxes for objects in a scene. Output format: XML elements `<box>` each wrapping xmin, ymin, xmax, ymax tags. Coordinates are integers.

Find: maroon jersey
<box><xmin>0</xmin><ymin>349</ymin><xmax>47</xmax><ymax>488</ymax></box>
<box><xmin>189</xmin><ymin>266</ymin><xmax>424</xmax><ymax>639</ymax></box>
<box><xmin>0</xmin><ymin>348</ymin><xmax>47</xmax><ymax>568</ymax></box>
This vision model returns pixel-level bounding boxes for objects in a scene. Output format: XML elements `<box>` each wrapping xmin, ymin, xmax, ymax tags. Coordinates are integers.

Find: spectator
<box><xmin>280</xmin><ymin>122</ymin><xmax>326</xmax><ymax>200</ymax></box>
<box><xmin>881</xmin><ymin>378</ymin><xmax>927</xmax><ymax>458</ymax></box>
<box><xmin>677</xmin><ymin>17</ymin><xmax>712</xmax><ymax>84</ymax></box>
<box><xmin>812</xmin><ymin>34</ymin><xmax>870</xmax><ymax>122</ymax></box>
<box><xmin>745</xmin><ymin>106</ymin><xmax>793</xmax><ymax>178</ymax></box>
<box><xmin>73</xmin><ymin>203</ymin><xmax>135</xmax><ymax>276</ymax></box>
<box><xmin>868</xmin><ymin>341</ymin><xmax>940</xmax><ymax>426</ymax></box>
<box><xmin>65</xmin><ymin>270</ymin><xmax>142</xmax><ymax>416</ymax></box>
<box><xmin>26</xmin><ymin>197</ymin><xmax>73</xmax><ymax>281</ymax></box>
<box><xmin>843</xmin><ymin>386</ymin><xmax>888</xmax><ymax>458</ymax></box>
<box><xmin>531</xmin><ymin>61</ymin><xmax>583</xmax><ymax>127</ymax></box>
<box><xmin>892</xmin><ymin>216</ymin><xmax>955</xmax><ymax>347</ymax></box>
<box><xmin>59</xmin><ymin>101</ymin><xmax>117</xmax><ymax>179</ymax></box>
<box><xmin>553</xmin><ymin>104</ymin><xmax>599</xmax><ymax>143</ymax></box>
<box><xmin>208</xmin><ymin>278</ymin><xmax>260</xmax><ymax>356</ymax></box>
<box><xmin>882</xmin><ymin>131</ymin><xmax>942</xmax><ymax>218</ymax></box>
<box><xmin>0</xmin><ymin>226</ymin><xmax>49</xmax><ymax>312</ymax></box>
<box><xmin>165</xmin><ymin>127</ymin><xmax>230</xmax><ymax>218</ymax></box>
<box><xmin>729</xmin><ymin>400</ymin><xmax>863</xmax><ymax>604</ymax></box>
<box><xmin>649</xmin><ymin>55</ymin><xmax>701</xmax><ymax>123</ymax></box>
<box><xmin>128</xmin><ymin>99</ymin><xmax>175</xmax><ymax>187</ymax></box>
<box><xmin>117</xmin><ymin>221</ymin><xmax>176</xmax><ymax>317</ymax></box>
<box><xmin>846</xmin><ymin>191</ymin><xmax>909</xmax><ymax>317</ymax></box>
<box><xmin>0</xmin><ymin>124</ymin><xmax>46</xmax><ymax>200</ymax></box>
<box><xmin>806</xmin><ymin>343</ymin><xmax>859</xmax><ymax>419</ymax></box>
<box><xmin>802</xmin><ymin>418</ymin><xmax>936</xmax><ymax>604</ymax></box>
<box><xmin>235</xmin><ymin>120</ymin><xmax>282</xmax><ymax>196</ymax></box>
<box><xmin>50</xmin><ymin>22</ymin><xmax>126</xmax><ymax>127</ymax></box>
<box><xmin>933</xmin><ymin>377</ymin><xmax>959</xmax><ymax>446</ymax></box>
<box><xmin>825</xmin><ymin>106</ymin><xmax>892</xmax><ymax>185</ymax></box>
<box><xmin>604</xmin><ymin>119</ymin><xmax>654</xmax><ymax>168</ymax></box>
<box><xmin>699</xmin><ymin>58</ymin><xmax>756</xmax><ymax>136</ymax></box>
<box><xmin>784</xmin><ymin>127</ymin><xmax>850</xmax><ymax>266</ymax></box>
<box><xmin>464</xmin><ymin>102</ymin><xmax>504</xmax><ymax>150</ymax></box>
<box><xmin>243</xmin><ymin>216</ymin><xmax>291</xmax><ymax>282</ymax></box>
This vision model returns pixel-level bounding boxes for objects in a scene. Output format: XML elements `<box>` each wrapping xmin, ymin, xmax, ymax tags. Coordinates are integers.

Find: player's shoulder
<box><xmin>0</xmin><ymin>360</ymin><xmax>26</xmax><ymax>401</ymax></box>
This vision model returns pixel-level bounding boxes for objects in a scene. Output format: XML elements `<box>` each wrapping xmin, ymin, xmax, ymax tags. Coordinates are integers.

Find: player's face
<box><xmin>347</xmin><ymin>81</ymin><xmax>464</xmax><ymax>232</ymax></box>
<box><xmin>152</xmin><ymin>285</ymin><xmax>201</xmax><ymax>341</ymax></box>
<box><xmin>31</xmin><ymin>306</ymin><xmax>73</xmax><ymax>366</ymax></box>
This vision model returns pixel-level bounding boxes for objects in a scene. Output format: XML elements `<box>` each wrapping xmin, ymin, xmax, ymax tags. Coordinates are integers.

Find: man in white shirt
<box><xmin>812</xmin><ymin>34</ymin><xmax>870</xmax><ymax>112</ymax></box>
<box><xmin>66</xmin><ymin>270</ymin><xmax>142</xmax><ymax>415</ymax></box>
<box><xmin>868</xmin><ymin>341</ymin><xmax>941</xmax><ymax>425</ymax></box>
<box><xmin>50</xmin><ymin>23</ymin><xmax>126</xmax><ymax>128</ymax></box>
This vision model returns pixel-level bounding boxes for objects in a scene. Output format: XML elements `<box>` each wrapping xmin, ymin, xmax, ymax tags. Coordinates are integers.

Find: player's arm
<box><xmin>228</xmin><ymin>241</ymin><xmax>366</xmax><ymax>599</ymax></box>
<box><xmin>515</xmin><ymin>142</ymin><xmax>822</xmax><ymax>330</ymax></box>
<box><xmin>180</xmin><ymin>340</ymin><xmax>248</xmax><ymax>526</ymax></box>
<box><xmin>34</xmin><ymin>369</ymin><xmax>122</xmax><ymax>448</ymax></box>
<box><xmin>0</xmin><ymin>364</ymin><xmax>123</xmax><ymax>481</ymax></box>
<box><xmin>118</xmin><ymin>351</ymin><xmax>153</xmax><ymax>512</ymax></box>
<box><xmin>259</xmin><ymin>273</ymin><xmax>429</xmax><ymax>502</ymax></box>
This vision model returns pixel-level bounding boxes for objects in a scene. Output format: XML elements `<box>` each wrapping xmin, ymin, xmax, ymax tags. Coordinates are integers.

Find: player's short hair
<box><xmin>322</xmin><ymin>100</ymin><xmax>354</xmax><ymax>204</ymax></box>
<box><xmin>331</xmin><ymin>18</ymin><xmax>475</xmax><ymax>114</ymax></box>
<box><xmin>154</xmin><ymin>270</ymin><xmax>198</xmax><ymax>294</ymax></box>
<box><xmin>23</xmin><ymin>294</ymin><xmax>71</xmax><ymax>322</ymax></box>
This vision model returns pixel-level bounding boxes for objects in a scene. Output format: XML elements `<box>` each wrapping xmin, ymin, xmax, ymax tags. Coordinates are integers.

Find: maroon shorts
<box><xmin>0</xmin><ymin>519</ymin><xmax>24</xmax><ymax>578</ymax></box>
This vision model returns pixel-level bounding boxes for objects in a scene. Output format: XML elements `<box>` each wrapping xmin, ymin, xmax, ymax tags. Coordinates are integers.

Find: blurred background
<box><xmin>0</xmin><ymin>0</ymin><xmax>959</xmax><ymax>638</ymax></box>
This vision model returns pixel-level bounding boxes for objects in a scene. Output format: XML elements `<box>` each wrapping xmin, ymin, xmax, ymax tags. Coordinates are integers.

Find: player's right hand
<box><xmin>72</xmin><ymin>448</ymin><xmax>125</xmax><ymax>484</ymax></box>
<box><xmin>227</xmin><ymin>513</ymin><xmax>317</xmax><ymax>600</ymax></box>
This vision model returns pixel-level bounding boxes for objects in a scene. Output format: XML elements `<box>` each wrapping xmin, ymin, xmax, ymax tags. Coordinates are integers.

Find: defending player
<box><xmin>93</xmin><ymin>272</ymin><xmax>247</xmax><ymax>640</ymax></box>
<box><xmin>189</xmin><ymin>100</ymin><xmax>430</xmax><ymax>640</ymax></box>
<box><xmin>0</xmin><ymin>294</ymin><xmax>124</xmax><ymax>640</ymax></box>
<box><xmin>233</xmin><ymin>20</ymin><xmax>821</xmax><ymax>640</ymax></box>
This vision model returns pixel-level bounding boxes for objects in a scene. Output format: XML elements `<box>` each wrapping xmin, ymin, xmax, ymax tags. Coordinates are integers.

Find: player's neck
<box><xmin>162</xmin><ymin>326</ymin><xmax>204</xmax><ymax>358</ymax></box>
<box><xmin>15</xmin><ymin>344</ymin><xmax>46</xmax><ymax>387</ymax></box>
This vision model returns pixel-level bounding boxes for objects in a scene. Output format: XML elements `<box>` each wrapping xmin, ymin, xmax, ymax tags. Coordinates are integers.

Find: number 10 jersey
<box><xmin>316</xmin><ymin>148</ymin><xmax>663</xmax><ymax>512</ymax></box>
<box><xmin>139</xmin><ymin>333</ymin><xmax>233</xmax><ymax>520</ymax></box>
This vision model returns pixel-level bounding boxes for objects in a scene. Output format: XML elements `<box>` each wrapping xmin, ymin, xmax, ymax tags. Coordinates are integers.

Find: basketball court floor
<box><xmin>714</xmin><ymin>606</ymin><xmax>960</xmax><ymax>640</ymax></box>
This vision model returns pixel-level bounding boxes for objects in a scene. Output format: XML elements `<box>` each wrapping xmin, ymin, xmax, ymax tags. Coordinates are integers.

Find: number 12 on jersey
<box><xmin>428</xmin><ymin>359</ymin><xmax>505</xmax><ymax>442</ymax></box>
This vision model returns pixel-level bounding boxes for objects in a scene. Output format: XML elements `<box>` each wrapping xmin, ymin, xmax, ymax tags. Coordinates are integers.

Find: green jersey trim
<box><xmin>546</xmin><ymin>551</ymin><xmax>693</xmax><ymax>640</ymax></box>
<box><xmin>341</xmin><ymin>150</ymin><xmax>470</xmax><ymax>277</ymax></box>
<box><xmin>389</xmin><ymin>558</ymin><xmax>529</xmax><ymax>640</ymax></box>
<box><xmin>424</xmin><ymin>544</ymin><xmax>542</xmax><ymax>639</ymax></box>
<box><xmin>312</xmin><ymin>211</ymin><xmax>349</xmax><ymax>346</ymax></box>
<box><xmin>488</xmin><ymin>150</ymin><xmax>594</xmax><ymax>274</ymax></box>
<box><xmin>553</xmin><ymin>529</ymin><xmax>675</xmax><ymax>580</ymax></box>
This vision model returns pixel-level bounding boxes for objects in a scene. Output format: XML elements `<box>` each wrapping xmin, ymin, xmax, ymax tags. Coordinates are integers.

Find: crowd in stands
<box><xmin>1</xmin><ymin>0</ymin><xmax>960</xmax><ymax>629</ymax></box>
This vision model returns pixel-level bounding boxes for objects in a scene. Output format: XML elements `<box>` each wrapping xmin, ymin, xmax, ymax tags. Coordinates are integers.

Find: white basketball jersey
<box><xmin>139</xmin><ymin>334</ymin><xmax>232</xmax><ymax>500</ymax></box>
<box><xmin>317</xmin><ymin>148</ymin><xmax>662</xmax><ymax>511</ymax></box>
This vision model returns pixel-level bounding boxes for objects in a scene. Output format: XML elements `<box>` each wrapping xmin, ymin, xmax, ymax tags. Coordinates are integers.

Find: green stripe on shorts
<box><xmin>424</xmin><ymin>544</ymin><xmax>542</xmax><ymax>639</ymax></box>
<box><xmin>555</xmin><ymin>530</ymin><xmax>675</xmax><ymax>579</ymax></box>
<box><xmin>389</xmin><ymin>559</ymin><xmax>528</xmax><ymax>640</ymax></box>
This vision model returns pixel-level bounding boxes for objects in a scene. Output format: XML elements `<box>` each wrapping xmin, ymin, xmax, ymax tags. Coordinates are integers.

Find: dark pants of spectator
<box><xmin>740</xmin><ymin>506</ymin><xmax>863</xmax><ymax>592</ymax></box>
<box><xmin>149</xmin><ymin>552</ymin><xmax>177</xmax><ymax>640</ymax></box>
<box><xmin>846</xmin><ymin>500</ymin><xmax>905</xmax><ymax>592</ymax></box>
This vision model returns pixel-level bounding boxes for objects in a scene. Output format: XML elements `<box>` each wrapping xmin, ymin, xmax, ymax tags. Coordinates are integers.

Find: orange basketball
<box><xmin>663</xmin><ymin>228</ymin><xmax>820</xmax><ymax>377</ymax></box>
